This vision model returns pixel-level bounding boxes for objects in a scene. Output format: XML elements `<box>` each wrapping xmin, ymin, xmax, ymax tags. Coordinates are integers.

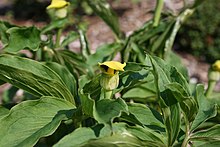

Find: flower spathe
<box><xmin>99</xmin><ymin>61</ymin><xmax>126</xmax><ymax>76</ymax></box>
<box><xmin>47</xmin><ymin>0</ymin><xmax>70</xmax><ymax>9</ymax></box>
<box><xmin>212</xmin><ymin>60</ymin><xmax>220</xmax><ymax>72</ymax></box>
<box><xmin>99</xmin><ymin>61</ymin><xmax>126</xmax><ymax>91</ymax></box>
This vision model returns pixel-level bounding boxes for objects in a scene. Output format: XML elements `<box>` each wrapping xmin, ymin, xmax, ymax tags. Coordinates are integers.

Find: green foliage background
<box><xmin>0</xmin><ymin>0</ymin><xmax>219</xmax><ymax>147</ymax></box>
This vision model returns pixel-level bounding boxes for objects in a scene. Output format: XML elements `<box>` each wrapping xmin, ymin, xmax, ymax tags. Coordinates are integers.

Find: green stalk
<box><xmin>182</xmin><ymin>114</ymin><xmax>190</xmax><ymax>147</ymax></box>
<box><xmin>153</xmin><ymin>0</ymin><xmax>164</xmax><ymax>27</ymax></box>
<box><xmin>55</xmin><ymin>28</ymin><xmax>63</xmax><ymax>48</ymax></box>
<box><xmin>104</xmin><ymin>89</ymin><xmax>113</xmax><ymax>99</ymax></box>
<box><xmin>205</xmin><ymin>80</ymin><xmax>216</xmax><ymax>98</ymax></box>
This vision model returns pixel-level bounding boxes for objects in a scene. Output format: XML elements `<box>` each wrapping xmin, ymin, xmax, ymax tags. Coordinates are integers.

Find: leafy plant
<box><xmin>0</xmin><ymin>0</ymin><xmax>219</xmax><ymax>146</ymax></box>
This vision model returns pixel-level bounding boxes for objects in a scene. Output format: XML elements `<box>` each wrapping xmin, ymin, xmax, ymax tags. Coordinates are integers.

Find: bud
<box><xmin>212</xmin><ymin>60</ymin><xmax>220</xmax><ymax>72</ymax></box>
<box><xmin>47</xmin><ymin>0</ymin><xmax>70</xmax><ymax>18</ymax></box>
<box><xmin>208</xmin><ymin>70</ymin><xmax>220</xmax><ymax>81</ymax></box>
<box><xmin>208</xmin><ymin>60</ymin><xmax>220</xmax><ymax>81</ymax></box>
<box><xmin>47</xmin><ymin>0</ymin><xmax>70</xmax><ymax>9</ymax></box>
<box><xmin>100</xmin><ymin>73</ymin><xmax>119</xmax><ymax>91</ymax></box>
<box><xmin>55</xmin><ymin>7</ymin><xmax>68</xmax><ymax>18</ymax></box>
<box><xmin>99</xmin><ymin>61</ymin><xmax>126</xmax><ymax>91</ymax></box>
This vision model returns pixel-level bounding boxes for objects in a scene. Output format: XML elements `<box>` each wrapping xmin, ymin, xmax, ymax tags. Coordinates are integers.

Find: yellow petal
<box><xmin>99</xmin><ymin>61</ymin><xmax>126</xmax><ymax>71</ymax></box>
<box><xmin>47</xmin><ymin>0</ymin><xmax>70</xmax><ymax>9</ymax></box>
<box><xmin>212</xmin><ymin>60</ymin><xmax>220</xmax><ymax>72</ymax></box>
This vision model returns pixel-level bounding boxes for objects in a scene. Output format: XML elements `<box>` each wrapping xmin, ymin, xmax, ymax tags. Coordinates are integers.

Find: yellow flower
<box><xmin>47</xmin><ymin>0</ymin><xmax>70</xmax><ymax>9</ymax></box>
<box><xmin>99</xmin><ymin>61</ymin><xmax>126</xmax><ymax>76</ymax></box>
<box><xmin>99</xmin><ymin>61</ymin><xmax>126</xmax><ymax>91</ymax></box>
<box><xmin>212</xmin><ymin>60</ymin><xmax>220</xmax><ymax>72</ymax></box>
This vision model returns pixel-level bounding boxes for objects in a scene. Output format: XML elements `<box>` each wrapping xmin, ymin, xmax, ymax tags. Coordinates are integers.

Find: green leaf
<box><xmin>83</xmin><ymin>75</ymin><xmax>101</xmax><ymax>100</ymax></box>
<box><xmin>94</xmin><ymin>98</ymin><xmax>128</xmax><ymax>124</ymax></box>
<box><xmin>55</xmin><ymin>123</ymin><xmax>166</xmax><ymax>147</ymax></box>
<box><xmin>127</xmin><ymin>125</ymin><xmax>166</xmax><ymax>146</ymax></box>
<box><xmin>0</xmin><ymin>54</ymin><xmax>75</xmax><ymax>104</ymax></box>
<box><xmin>190</xmin><ymin>124</ymin><xmax>220</xmax><ymax>146</ymax></box>
<box><xmin>88</xmin><ymin>123</ymin><xmax>164</xmax><ymax>147</ymax></box>
<box><xmin>54</xmin><ymin>127</ymin><xmax>97</xmax><ymax>147</ymax></box>
<box><xmin>191</xmin><ymin>85</ymin><xmax>218</xmax><ymax>131</ymax></box>
<box><xmin>85</xmin><ymin>133</ymin><xmax>148</xmax><ymax>147</ymax></box>
<box><xmin>86</xmin><ymin>43</ymin><xmax>121</xmax><ymax>66</ymax></box>
<box><xmin>86</xmin><ymin>0</ymin><xmax>122</xmax><ymax>38</ymax></box>
<box><xmin>0</xmin><ymin>106</ymin><xmax>9</xmax><ymax>119</ymax></box>
<box><xmin>148</xmin><ymin>55</ymin><xmax>183</xmax><ymax>146</ymax></box>
<box><xmin>165</xmin><ymin>83</ymin><xmax>198</xmax><ymax>122</ymax></box>
<box><xmin>165</xmin><ymin>51</ymin><xmax>189</xmax><ymax>80</ymax></box>
<box><xmin>80</xmin><ymin>93</ymin><xmax>95</xmax><ymax>117</ymax></box>
<box><xmin>125</xmin><ymin>103</ymin><xmax>164</xmax><ymax>127</ymax></box>
<box><xmin>44</xmin><ymin>62</ymin><xmax>78</xmax><ymax>103</ymax></box>
<box><xmin>3</xmin><ymin>26</ymin><xmax>41</xmax><ymax>53</ymax></box>
<box><xmin>0</xmin><ymin>21</ymin><xmax>16</xmax><ymax>44</ymax></box>
<box><xmin>191</xmin><ymin>124</ymin><xmax>220</xmax><ymax>141</ymax></box>
<box><xmin>0</xmin><ymin>97</ymin><xmax>76</xmax><ymax>147</ymax></box>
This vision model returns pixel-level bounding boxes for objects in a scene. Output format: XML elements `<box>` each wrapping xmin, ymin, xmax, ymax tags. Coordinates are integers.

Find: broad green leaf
<box><xmin>55</xmin><ymin>123</ymin><xmax>166</xmax><ymax>147</ymax></box>
<box><xmin>83</xmin><ymin>75</ymin><xmax>101</xmax><ymax>100</ymax></box>
<box><xmin>148</xmin><ymin>55</ymin><xmax>182</xmax><ymax>146</ymax></box>
<box><xmin>61</xmin><ymin>31</ymin><xmax>79</xmax><ymax>47</ymax></box>
<box><xmin>165</xmin><ymin>51</ymin><xmax>189</xmax><ymax>80</ymax></box>
<box><xmin>125</xmin><ymin>103</ymin><xmax>164</xmax><ymax>128</ymax></box>
<box><xmin>86</xmin><ymin>43</ymin><xmax>121</xmax><ymax>66</ymax></box>
<box><xmin>123</xmin><ymin>62</ymin><xmax>149</xmax><ymax>72</ymax></box>
<box><xmin>85</xmin><ymin>133</ymin><xmax>148</xmax><ymax>147</ymax></box>
<box><xmin>149</xmin><ymin>55</ymin><xmax>190</xmax><ymax>94</ymax></box>
<box><xmin>3</xmin><ymin>26</ymin><xmax>41</xmax><ymax>53</ymax></box>
<box><xmin>0</xmin><ymin>106</ymin><xmax>9</xmax><ymax>119</ymax></box>
<box><xmin>44</xmin><ymin>62</ymin><xmax>78</xmax><ymax>103</ymax></box>
<box><xmin>127</xmin><ymin>126</ymin><xmax>166</xmax><ymax>146</ymax></box>
<box><xmin>54</xmin><ymin>127</ymin><xmax>97</xmax><ymax>147</ymax></box>
<box><xmin>0</xmin><ymin>97</ymin><xmax>76</xmax><ymax>147</ymax></box>
<box><xmin>0</xmin><ymin>21</ymin><xmax>16</xmax><ymax>44</ymax></box>
<box><xmin>191</xmin><ymin>85</ymin><xmax>218</xmax><ymax>131</ymax></box>
<box><xmin>94</xmin><ymin>98</ymin><xmax>128</xmax><ymax>124</ymax></box>
<box><xmin>41</xmin><ymin>18</ymin><xmax>69</xmax><ymax>34</ymax></box>
<box><xmin>87</xmin><ymin>124</ymin><xmax>164</xmax><ymax>147</ymax></box>
<box><xmin>165</xmin><ymin>83</ymin><xmax>198</xmax><ymax>122</ymax></box>
<box><xmin>80</xmin><ymin>93</ymin><xmax>95</xmax><ymax>117</ymax></box>
<box><xmin>191</xmin><ymin>141</ymin><xmax>220</xmax><ymax>147</ymax></box>
<box><xmin>0</xmin><ymin>54</ymin><xmax>75</xmax><ymax>104</ymax></box>
<box><xmin>122</xmin><ymin>84</ymin><xmax>155</xmax><ymax>100</ymax></box>
<box><xmin>119</xmin><ymin>63</ymin><xmax>155</xmax><ymax>102</ymax></box>
<box><xmin>86</xmin><ymin>0</ymin><xmax>122</xmax><ymax>38</ymax></box>
<box><xmin>121</xmin><ymin>79</ymin><xmax>156</xmax><ymax>103</ymax></box>
<box><xmin>190</xmin><ymin>124</ymin><xmax>220</xmax><ymax>146</ymax></box>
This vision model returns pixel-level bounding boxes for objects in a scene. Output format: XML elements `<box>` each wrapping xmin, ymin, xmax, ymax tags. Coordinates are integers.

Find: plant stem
<box><xmin>153</xmin><ymin>0</ymin><xmax>164</xmax><ymax>27</ymax></box>
<box><xmin>55</xmin><ymin>28</ymin><xmax>63</xmax><ymax>48</ymax></box>
<box><xmin>182</xmin><ymin>115</ymin><xmax>190</xmax><ymax>147</ymax></box>
<box><xmin>205</xmin><ymin>80</ymin><xmax>216</xmax><ymax>98</ymax></box>
<box><xmin>104</xmin><ymin>90</ymin><xmax>113</xmax><ymax>99</ymax></box>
